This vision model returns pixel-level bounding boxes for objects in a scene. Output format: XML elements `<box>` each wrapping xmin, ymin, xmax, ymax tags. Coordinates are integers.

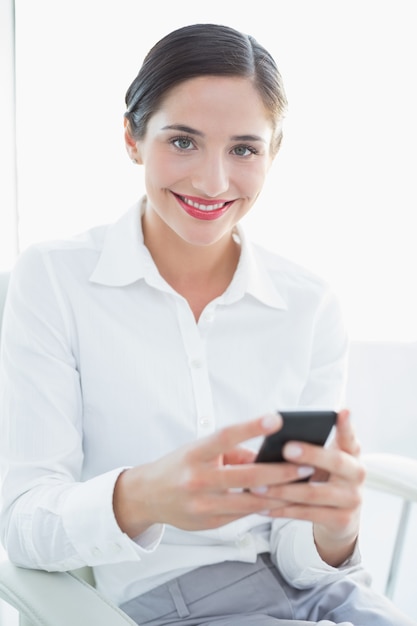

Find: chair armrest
<box><xmin>362</xmin><ymin>452</ymin><xmax>417</xmax><ymax>501</ymax></box>
<box><xmin>0</xmin><ymin>561</ymin><xmax>137</xmax><ymax>626</ymax></box>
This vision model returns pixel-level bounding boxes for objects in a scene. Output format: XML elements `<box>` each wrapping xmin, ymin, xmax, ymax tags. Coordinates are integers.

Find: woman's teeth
<box><xmin>181</xmin><ymin>196</ymin><xmax>227</xmax><ymax>211</ymax></box>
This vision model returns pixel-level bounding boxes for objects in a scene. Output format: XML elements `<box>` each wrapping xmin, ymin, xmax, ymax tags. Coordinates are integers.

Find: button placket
<box><xmin>175</xmin><ymin>298</ymin><xmax>216</xmax><ymax>436</ymax></box>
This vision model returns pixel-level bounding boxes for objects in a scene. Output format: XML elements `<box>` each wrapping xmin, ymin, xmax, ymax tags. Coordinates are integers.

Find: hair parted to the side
<box><xmin>124</xmin><ymin>24</ymin><xmax>288</xmax><ymax>156</ymax></box>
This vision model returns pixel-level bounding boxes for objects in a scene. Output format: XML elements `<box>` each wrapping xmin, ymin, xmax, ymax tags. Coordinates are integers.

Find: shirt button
<box><xmin>190</xmin><ymin>358</ymin><xmax>203</xmax><ymax>369</ymax></box>
<box><xmin>199</xmin><ymin>417</ymin><xmax>211</xmax><ymax>427</ymax></box>
<box><xmin>91</xmin><ymin>547</ymin><xmax>102</xmax><ymax>557</ymax></box>
<box><xmin>204</xmin><ymin>312</ymin><xmax>214</xmax><ymax>322</ymax></box>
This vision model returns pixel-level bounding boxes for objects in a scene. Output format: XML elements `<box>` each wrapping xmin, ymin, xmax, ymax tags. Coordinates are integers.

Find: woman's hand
<box><xmin>113</xmin><ymin>408</ymin><xmax>365</xmax><ymax>569</ymax></box>
<box><xmin>264</xmin><ymin>409</ymin><xmax>365</xmax><ymax>566</ymax></box>
<box><xmin>113</xmin><ymin>412</ymin><xmax>310</xmax><ymax>538</ymax></box>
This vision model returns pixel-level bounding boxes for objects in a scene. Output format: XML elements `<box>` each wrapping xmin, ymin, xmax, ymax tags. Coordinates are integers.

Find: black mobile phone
<box><xmin>255</xmin><ymin>410</ymin><xmax>337</xmax><ymax>464</ymax></box>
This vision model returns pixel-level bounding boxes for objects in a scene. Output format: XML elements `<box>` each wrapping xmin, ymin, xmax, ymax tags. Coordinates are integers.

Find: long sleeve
<box><xmin>0</xmin><ymin>246</ymin><xmax>161</xmax><ymax>570</ymax></box>
<box><xmin>270</xmin><ymin>520</ymin><xmax>363</xmax><ymax>589</ymax></box>
<box><xmin>269</xmin><ymin>285</ymin><xmax>359</xmax><ymax>586</ymax></box>
<box><xmin>298</xmin><ymin>284</ymin><xmax>349</xmax><ymax>409</ymax></box>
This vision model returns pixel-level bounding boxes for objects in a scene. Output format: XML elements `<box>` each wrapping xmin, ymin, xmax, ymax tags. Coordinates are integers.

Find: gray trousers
<box><xmin>120</xmin><ymin>554</ymin><xmax>416</xmax><ymax>626</ymax></box>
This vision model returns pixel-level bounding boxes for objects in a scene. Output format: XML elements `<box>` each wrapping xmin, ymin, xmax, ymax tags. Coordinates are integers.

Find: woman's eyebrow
<box><xmin>161</xmin><ymin>125</ymin><xmax>266</xmax><ymax>144</ymax></box>
<box><xmin>162</xmin><ymin>124</ymin><xmax>203</xmax><ymax>136</ymax></box>
<box><xmin>230</xmin><ymin>134</ymin><xmax>266</xmax><ymax>143</ymax></box>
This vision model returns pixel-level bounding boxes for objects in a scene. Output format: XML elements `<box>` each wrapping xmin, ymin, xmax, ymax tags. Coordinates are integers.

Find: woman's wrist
<box><xmin>113</xmin><ymin>466</ymin><xmax>154</xmax><ymax>538</ymax></box>
<box><xmin>313</xmin><ymin>523</ymin><xmax>359</xmax><ymax>567</ymax></box>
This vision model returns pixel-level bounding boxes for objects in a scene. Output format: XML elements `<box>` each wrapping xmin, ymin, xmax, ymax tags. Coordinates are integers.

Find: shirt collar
<box><xmin>90</xmin><ymin>198</ymin><xmax>288</xmax><ymax>310</ymax></box>
<box><xmin>225</xmin><ymin>224</ymin><xmax>288</xmax><ymax>310</ymax></box>
<box><xmin>89</xmin><ymin>199</ymin><xmax>150</xmax><ymax>286</ymax></box>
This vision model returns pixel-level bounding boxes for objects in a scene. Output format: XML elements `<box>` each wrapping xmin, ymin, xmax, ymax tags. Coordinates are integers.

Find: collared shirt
<box><xmin>0</xmin><ymin>200</ymin><xmax>353</xmax><ymax>607</ymax></box>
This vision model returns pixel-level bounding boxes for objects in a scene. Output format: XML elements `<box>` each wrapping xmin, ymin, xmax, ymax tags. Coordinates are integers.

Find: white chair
<box><xmin>0</xmin><ymin>271</ymin><xmax>416</xmax><ymax>625</ymax></box>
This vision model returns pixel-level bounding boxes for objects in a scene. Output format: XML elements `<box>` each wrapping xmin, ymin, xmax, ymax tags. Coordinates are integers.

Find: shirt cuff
<box><xmin>271</xmin><ymin>520</ymin><xmax>361</xmax><ymax>589</ymax></box>
<box><xmin>62</xmin><ymin>467</ymin><xmax>164</xmax><ymax>565</ymax></box>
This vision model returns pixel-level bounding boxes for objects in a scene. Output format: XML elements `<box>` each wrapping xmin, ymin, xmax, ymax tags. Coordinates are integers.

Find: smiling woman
<box><xmin>125</xmin><ymin>74</ymin><xmax>275</xmax><ymax>319</ymax></box>
<box><xmin>1</xmin><ymin>21</ymin><xmax>415</xmax><ymax>626</ymax></box>
<box><xmin>128</xmin><ymin>77</ymin><xmax>272</xmax><ymax>243</ymax></box>
<box><xmin>120</xmin><ymin>23</ymin><xmax>287</xmax><ymax>319</ymax></box>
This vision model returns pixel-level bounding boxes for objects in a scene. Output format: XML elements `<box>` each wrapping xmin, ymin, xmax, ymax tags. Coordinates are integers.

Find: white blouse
<box><xmin>0</xmin><ymin>200</ymin><xmax>353</xmax><ymax>607</ymax></box>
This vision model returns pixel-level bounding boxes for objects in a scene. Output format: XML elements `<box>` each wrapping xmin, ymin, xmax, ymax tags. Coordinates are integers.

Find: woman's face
<box><xmin>127</xmin><ymin>75</ymin><xmax>275</xmax><ymax>249</ymax></box>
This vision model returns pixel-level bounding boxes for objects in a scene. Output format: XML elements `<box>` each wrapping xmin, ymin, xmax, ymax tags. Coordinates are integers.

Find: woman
<box><xmin>0</xmin><ymin>23</ymin><xmax>414</xmax><ymax>626</ymax></box>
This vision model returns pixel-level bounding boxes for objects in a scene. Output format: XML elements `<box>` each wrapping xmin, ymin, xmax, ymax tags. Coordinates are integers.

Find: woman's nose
<box><xmin>191</xmin><ymin>153</ymin><xmax>229</xmax><ymax>198</ymax></box>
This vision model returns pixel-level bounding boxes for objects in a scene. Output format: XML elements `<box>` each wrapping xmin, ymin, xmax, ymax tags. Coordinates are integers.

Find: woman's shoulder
<box><xmin>10</xmin><ymin>221</ymin><xmax>110</xmax><ymax>288</ymax></box>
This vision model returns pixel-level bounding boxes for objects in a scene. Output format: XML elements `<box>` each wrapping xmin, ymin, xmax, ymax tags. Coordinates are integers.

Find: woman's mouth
<box><xmin>173</xmin><ymin>193</ymin><xmax>234</xmax><ymax>221</ymax></box>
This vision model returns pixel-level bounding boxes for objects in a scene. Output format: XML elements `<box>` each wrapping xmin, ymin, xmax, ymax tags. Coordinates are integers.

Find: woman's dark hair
<box><xmin>124</xmin><ymin>24</ymin><xmax>288</xmax><ymax>156</ymax></box>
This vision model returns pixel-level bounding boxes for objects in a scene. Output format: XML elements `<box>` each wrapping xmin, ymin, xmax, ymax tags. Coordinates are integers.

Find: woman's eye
<box><xmin>232</xmin><ymin>145</ymin><xmax>256</xmax><ymax>157</ymax></box>
<box><xmin>172</xmin><ymin>136</ymin><xmax>194</xmax><ymax>150</ymax></box>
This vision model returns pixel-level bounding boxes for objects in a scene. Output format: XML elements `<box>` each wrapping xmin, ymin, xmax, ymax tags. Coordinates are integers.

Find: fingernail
<box><xmin>251</xmin><ymin>485</ymin><xmax>268</xmax><ymax>495</ymax></box>
<box><xmin>258</xmin><ymin>510</ymin><xmax>271</xmax><ymax>516</ymax></box>
<box><xmin>284</xmin><ymin>443</ymin><xmax>302</xmax><ymax>458</ymax></box>
<box><xmin>261</xmin><ymin>413</ymin><xmax>281</xmax><ymax>431</ymax></box>
<box><xmin>297</xmin><ymin>466</ymin><xmax>314</xmax><ymax>478</ymax></box>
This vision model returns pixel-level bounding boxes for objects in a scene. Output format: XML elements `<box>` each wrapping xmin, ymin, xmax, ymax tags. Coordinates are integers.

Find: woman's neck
<box><xmin>142</xmin><ymin>211</ymin><xmax>240</xmax><ymax>320</ymax></box>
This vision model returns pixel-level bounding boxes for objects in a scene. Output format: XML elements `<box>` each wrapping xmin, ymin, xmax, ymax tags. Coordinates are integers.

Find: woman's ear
<box><xmin>124</xmin><ymin>118</ymin><xmax>142</xmax><ymax>164</ymax></box>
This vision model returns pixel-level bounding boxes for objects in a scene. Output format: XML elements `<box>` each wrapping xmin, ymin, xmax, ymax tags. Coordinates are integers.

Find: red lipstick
<box><xmin>173</xmin><ymin>193</ymin><xmax>233</xmax><ymax>221</ymax></box>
